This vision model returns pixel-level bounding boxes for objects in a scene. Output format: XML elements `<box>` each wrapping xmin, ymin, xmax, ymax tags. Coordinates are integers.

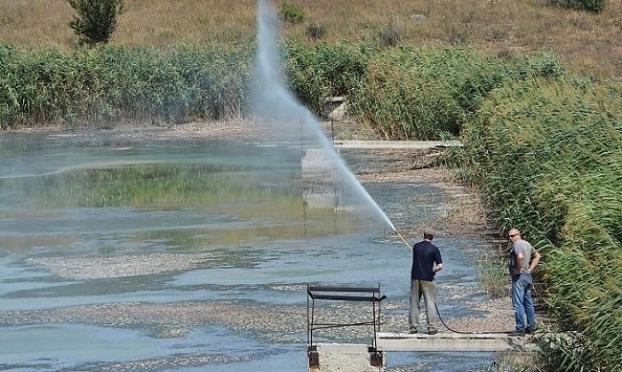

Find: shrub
<box><xmin>279</xmin><ymin>2</ymin><xmax>304</xmax><ymax>24</ymax></box>
<box><xmin>378</xmin><ymin>24</ymin><xmax>401</xmax><ymax>47</ymax></box>
<box><xmin>66</xmin><ymin>0</ymin><xmax>124</xmax><ymax>45</ymax></box>
<box><xmin>305</xmin><ymin>23</ymin><xmax>326</xmax><ymax>40</ymax></box>
<box><xmin>553</xmin><ymin>0</ymin><xmax>606</xmax><ymax>13</ymax></box>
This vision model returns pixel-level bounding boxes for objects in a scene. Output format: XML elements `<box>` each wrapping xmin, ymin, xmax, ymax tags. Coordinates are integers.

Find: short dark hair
<box><xmin>424</xmin><ymin>232</ymin><xmax>434</xmax><ymax>240</ymax></box>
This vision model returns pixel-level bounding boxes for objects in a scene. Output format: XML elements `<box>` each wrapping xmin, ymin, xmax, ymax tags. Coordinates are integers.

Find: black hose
<box><xmin>434</xmin><ymin>302</ymin><xmax>512</xmax><ymax>335</ymax></box>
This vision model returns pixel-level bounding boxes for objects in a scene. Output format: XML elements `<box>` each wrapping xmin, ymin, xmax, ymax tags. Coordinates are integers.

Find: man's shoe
<box><xmin>427</xmin><ymin>329</ymin><xmax>438</xmax><ymax>335</ymax></box>
<box><xmin>408</xmin><ymin>329</ymin><xmax>418</xmax><ymax>334</ymax></box>
<box><xmin>525</xmin><ymin>328</ymin><xmax>537</xmax><ymax>334</ymax></box>
<box><xmin>509</xmin><ymin>330</ymin><xmax>525</xmax><ymax>337</ymax></box>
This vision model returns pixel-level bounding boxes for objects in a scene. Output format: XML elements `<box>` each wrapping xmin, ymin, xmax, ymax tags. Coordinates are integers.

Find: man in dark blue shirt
<box><xmin>409</xmin><ymin>231</ymin><xmax>443</xmax><ymax>334</ymax></box>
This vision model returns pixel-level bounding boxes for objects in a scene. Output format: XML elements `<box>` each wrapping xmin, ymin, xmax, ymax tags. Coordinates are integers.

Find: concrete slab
<box><xmin>377</xmin><ymin>332</ymin><xmax>537</xmax><ymax>352</ymax></box>
<box><xmin>334</xmin><ymin>140</ymin><xmax>462</xmax><ymax>150</ymax></box>
<box><xmin>309</xmin><ymin>344</ymin><xmax>385</xmax><ymax>372</ymax></box>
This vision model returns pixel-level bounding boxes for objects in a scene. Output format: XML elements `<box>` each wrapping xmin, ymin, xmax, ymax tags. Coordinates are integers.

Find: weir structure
<box><xmin>308</xmin><ymin>326</ymin><xmax>540</xmax><ymax>371</ymax></box>
<box><xmin>305</xmin><ymin>283</ymin><xmax>541</xmax><ymax>371</ymax></box>
<box><xmin>376</xmin><ymin>331</ymin><xmax>537</xmax><ymax>352</ymax></box>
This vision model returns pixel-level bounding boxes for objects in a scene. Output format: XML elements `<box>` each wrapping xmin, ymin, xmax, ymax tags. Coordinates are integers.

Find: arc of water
<box><xmin>253</xmin><ymin>0</ymin><xmax>397</xmax><ymax>233</ymax></box>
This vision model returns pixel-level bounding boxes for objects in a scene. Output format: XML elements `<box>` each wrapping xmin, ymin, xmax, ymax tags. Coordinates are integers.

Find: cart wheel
<box><xmin>308</xmin><ymin>350</ymin><xmax>319</xmax><ymax>366</ymax></box>
<box><xmin>370</xmin><ymin>351</ymin><xmax>383</xmax><ymax>367</ymax></box>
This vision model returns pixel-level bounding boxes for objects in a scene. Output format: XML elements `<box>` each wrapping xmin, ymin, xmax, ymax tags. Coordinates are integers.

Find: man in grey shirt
<box><xmin>508</xmin><ymin>228</ymin><xmax>541</xmax><ymax>336</ymax></box>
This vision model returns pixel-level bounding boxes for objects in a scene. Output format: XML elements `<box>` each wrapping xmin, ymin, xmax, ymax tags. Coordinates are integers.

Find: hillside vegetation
<box><xmin>0</xmin><ymin>0</ymin><xmax>621</xmax><ymax>78</ymax></box>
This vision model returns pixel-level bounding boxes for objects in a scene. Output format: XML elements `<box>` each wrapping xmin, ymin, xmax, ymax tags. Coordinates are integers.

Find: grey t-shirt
<box><xmin>513</xmin><ymin>239</ymin><xmax>533</xmax><ymax>272</ymax></box>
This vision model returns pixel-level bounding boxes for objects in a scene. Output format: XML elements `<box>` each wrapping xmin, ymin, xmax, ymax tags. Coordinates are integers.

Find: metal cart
<box><xmin>306</xmin><ymin>284</ymin><xmax>387</xmax><ymax>367</ymax></box>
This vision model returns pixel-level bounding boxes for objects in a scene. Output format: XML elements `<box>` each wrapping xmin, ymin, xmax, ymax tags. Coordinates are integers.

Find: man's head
<box><xmin>423</xmin><ymin>231</ymin><xmax>434</xmax><ymax>241</ymax></box>
<box><xmin>508</xmin><ymin>228</ymin><xmax>521</xmax><ymax>242</ymax></box>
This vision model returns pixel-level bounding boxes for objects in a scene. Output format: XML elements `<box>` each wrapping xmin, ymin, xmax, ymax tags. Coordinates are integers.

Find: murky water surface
<box><xmin>0</xmin><ymin>131</ymin><xmax>492</xmax><ymax>371</ymax></box>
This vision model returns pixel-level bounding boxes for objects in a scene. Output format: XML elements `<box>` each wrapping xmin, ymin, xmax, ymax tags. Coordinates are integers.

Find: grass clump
<box><xmin>305</xmin><ymin>23</ymin><xmax>326</xmax><ymax>40</ymax></box>
<box><xmin>477</xmin><ymin>255</ymin><xmax>509</xmax><ymax>299</ymax></box>
<box><xmin>378</xmin><ymin>24</ymin><xmax>401</xmax><ymax>47</ymax></box>
<box><xmin>279</xmin><ymin>2</ymin><xmax>305</xmax><ymax>24</ymax></box>
<box><xmin>459</xmin><ymin>78</ymin><xmax>622</xmax><ymax>371</ymax></box>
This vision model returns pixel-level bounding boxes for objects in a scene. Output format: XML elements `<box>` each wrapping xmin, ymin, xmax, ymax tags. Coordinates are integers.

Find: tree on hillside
<box><xmin>66</xmin><ymin>0</ymin><xmax>124</xmax><ymax>45</ymax></box>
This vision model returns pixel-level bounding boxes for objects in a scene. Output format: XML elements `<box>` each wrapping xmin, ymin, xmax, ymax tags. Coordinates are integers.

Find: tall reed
<box><xmin>0</xmin><ymin>43</ymin><xmax>253</xmax><ymax>128</ymax></box>
<box><xmin>350</xmin><ymin>47</ymin><xmax>563</xmax><ymax>139</ymax></box>
<box><xmin>459</xmin><ymin>77</ymin><xmax>622</xmax><ymax>371</ymax></box>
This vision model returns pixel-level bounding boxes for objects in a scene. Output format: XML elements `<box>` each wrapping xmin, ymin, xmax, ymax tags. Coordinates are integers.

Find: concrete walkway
<box><xmin>377</xmin><ymin>332</ymin><xmax>537</xmax><ymax>352</ymax></box>
<box><xmin>310</xmin><ymin>331</ymin><xmax>541</xmax><ymax>370</ymax></box>
<box><xmin>333</xmin><ymin>140</ymin><xmax>462</xmax><ymax>150</ymax></box>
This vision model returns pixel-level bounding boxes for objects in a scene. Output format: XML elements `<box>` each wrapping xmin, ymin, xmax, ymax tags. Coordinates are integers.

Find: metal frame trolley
<box><xmin>306</xmin><ymin>284</ymin><xmax>387</xmax><ymax>367</ymax></box>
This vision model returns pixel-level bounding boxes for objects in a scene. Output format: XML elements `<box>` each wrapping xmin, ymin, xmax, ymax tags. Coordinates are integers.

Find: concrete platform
<box><xmin>334</xmin><ymin>140</ymin><xmax>462</xmax><ymax>150</ymax></box>
<box><xmin>309</xmin><ymin>344</ymin><xmax>385</xmax><ymax>372</ymax></box>
<box><xmin>377</xmin><ymin>332</ymin><xmax>537</xmax><ymax>352</ymax></box>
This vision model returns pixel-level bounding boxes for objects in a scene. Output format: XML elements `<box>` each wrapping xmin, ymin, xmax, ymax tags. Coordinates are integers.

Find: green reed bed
<box><xmin>286</xmin><ymin>42</ymin><xmax>565</xmax><ymax>140</ymax></box>
<box><xmin>0</xmin><ymin>43</ymin><xmax>252</xmax><ymax>128</ymax></box>
<box><xmin>285</xmin><ymin>41</ymin><xmax>372</xmax><ymax>113</ymax></box>
<box><xmin>349</xmin><ymin>47</ymin><xmax>564</xmax><ymax>140</ymax></box>
<box><xmin>459</xmin><ymin>78</ymin><xmax>622</xmax><ymax>371</ymax></box>
<box><xmin>2</xmin><ymin>40</ymin><xmax>563</xmax><ymax>140</ymax></box>
<box><xmin>1</xmin><ymin>41</ymin><xmax>365</xmax><ymax>128</ymax></box>
<box><xmin>2</xmin><ymin>164</ymin><xmax>293</xmax><ymax>209</ymax></box>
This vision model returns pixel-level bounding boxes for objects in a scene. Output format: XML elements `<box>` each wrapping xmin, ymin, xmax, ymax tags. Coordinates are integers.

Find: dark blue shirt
<box><xmin>411</xmin><ymin>240</ymin><xmax>443</xmax><ymax>281</ymax></box>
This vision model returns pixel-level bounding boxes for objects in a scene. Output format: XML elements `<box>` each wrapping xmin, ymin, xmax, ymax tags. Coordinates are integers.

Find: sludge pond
<box><xmin>0</xmin><ymin>129</ymin><xmax>496</xmax><ymax>371</ymax></box>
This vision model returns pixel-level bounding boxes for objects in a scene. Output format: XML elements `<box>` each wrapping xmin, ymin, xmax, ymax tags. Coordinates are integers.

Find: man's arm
<box><xmin>528</xmin><ymin>249</ymin><xmax>541</xmax><ymax>273</ymax></box>
<box><xmin>434</xmin><ymin>248</ymin><xmax>443</xmax><ymax>272</ymax></box>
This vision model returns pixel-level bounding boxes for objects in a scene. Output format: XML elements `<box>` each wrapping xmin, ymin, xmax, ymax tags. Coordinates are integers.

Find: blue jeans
<box><xmin>511</xmin><ymin>274</ymin><xmax>536</xmax><ymax>332</ymax></box>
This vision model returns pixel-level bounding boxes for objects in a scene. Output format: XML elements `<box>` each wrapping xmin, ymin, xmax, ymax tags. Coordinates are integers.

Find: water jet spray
<box><xmin>253</xmin><ymin>1</ymin><xmax>416</xmax><ymax>253</ymax></box>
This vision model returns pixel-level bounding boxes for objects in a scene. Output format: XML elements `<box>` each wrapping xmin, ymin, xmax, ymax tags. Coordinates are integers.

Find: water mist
<box><xmin>251</xmin><ymin>0</ymin><xmax>397</xmax><ymax>233</ymax></box>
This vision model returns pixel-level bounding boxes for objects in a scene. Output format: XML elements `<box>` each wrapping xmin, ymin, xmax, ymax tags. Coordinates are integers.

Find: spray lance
<box><xmin>393</xmin><ymin>228</ymin><xmax>412</xmax><ymax>250</ymax></box>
